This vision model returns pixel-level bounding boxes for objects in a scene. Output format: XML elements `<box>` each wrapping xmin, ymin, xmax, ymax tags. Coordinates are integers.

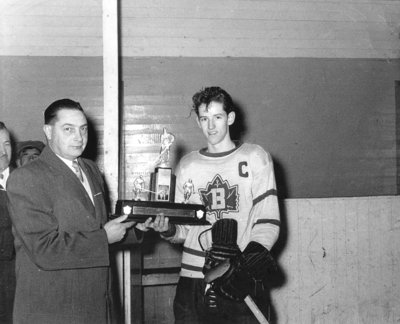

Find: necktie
<box><xmin>72</xmin><ymin>160</ymin><xmax>84</xmax><ymax>183</ymax></box>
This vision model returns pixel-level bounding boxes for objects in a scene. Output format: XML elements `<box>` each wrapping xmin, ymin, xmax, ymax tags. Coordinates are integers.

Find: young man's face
<box><xmin>0</xmin><ymin>129</ymin><xmax>12</xmax><ymax>171</ymax></box>
<box><xmin>43</xmin><ymin>109</ymin><xmax>88</xmax><ymax>161</ymax></box>
<box><xmin>196</xmin><ymin>101</ymin><xmax>235</xmax><ymax>153</ymax></box>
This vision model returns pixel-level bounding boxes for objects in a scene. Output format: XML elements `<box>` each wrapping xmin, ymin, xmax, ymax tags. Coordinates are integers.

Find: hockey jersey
<box><xmin>164</xmin><ymin>142</ymin><xmax>280</xmax><ymax>278</ymax></box>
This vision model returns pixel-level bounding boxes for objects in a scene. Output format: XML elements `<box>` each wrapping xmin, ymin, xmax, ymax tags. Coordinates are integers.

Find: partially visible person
<box><xmin>7</xmin><ymin>99</ymin><xmax>138</xmax><ymax>324</ymax></box>
<box><xmin>0</xmin><ymin>122</ymin><xmax>15</xmax><ymax>324</ymax></box>
<box><xmin>144</xmin><ymin>86</ymin><xmax>281</xmax><ymax>323</ymax></box>
<box><xmin>15</xmin><ymin>140</ymin><xmax>45</xmax><ymax>167</ymax></box>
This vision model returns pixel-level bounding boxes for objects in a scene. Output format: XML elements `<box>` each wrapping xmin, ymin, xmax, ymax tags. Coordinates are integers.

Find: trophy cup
<box><xmin>112</xmin><ymin>128</ymin><xmax>209</xmax><ymax>225</ymax></box>
<box><xmin>149</xmin><ymin>128</ymin><xmax>176</xmax><ymax>202</ymax></box>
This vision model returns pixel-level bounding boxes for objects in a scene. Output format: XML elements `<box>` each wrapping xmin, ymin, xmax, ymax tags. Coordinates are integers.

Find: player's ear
<box><xmin>227</xmin><ymin>111</ymin><xmax>235</xmax><ymax>126</ymax></box>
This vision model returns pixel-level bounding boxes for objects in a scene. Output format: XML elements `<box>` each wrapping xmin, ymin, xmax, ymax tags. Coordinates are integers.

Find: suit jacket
<box><xmin>0</xmin><ymin>166</ymin><xmax>14</xmax><ymax>260</ymax></box>
<box><xmin>0</xmin><ymin>166</ymin><xmax>16</xmax><ymax>324</ymax></box>
<box><xmin>7</xmin><ymin>146</ymin><xmax>125</xmax><ymax>324</ymax></box>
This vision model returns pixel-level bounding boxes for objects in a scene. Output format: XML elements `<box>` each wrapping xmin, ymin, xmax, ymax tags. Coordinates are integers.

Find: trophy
<box><xmin>149</xmin><ymin>128</ymin><xmax>176</xmax><ymax>202</ymax></box>
<box><xmin>112</xmin><ymin>128</ymin><xmax>209</xmax><ymax>225</ymax></box>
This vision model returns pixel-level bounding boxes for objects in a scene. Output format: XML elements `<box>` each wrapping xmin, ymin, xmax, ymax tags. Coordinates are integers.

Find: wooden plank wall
<box><xmin>120</xmin><ymin>57</ymin><xmax>400</xmax><ymax>199</ymax></box>
<box><xmin>274</xmin><ymin>195</ymin><xmax>400</xmax><ymax>324</ymax></box>
<box><xmin>119</xmin><ymin>0</ymin><xmax>400</xmax><ymax>59</ymax></box>
<box><xmin>0</xmin><ymin>57</ymin><xmax>105</xmax><ymax>169</ymax></box>
<box><xmin>138</xmin><ymin>195</ymin><xmax>400</xmax><ymax>323</ymax></box>
<box><xmin>1</xmin><ymin>0</ymin><xmax>399</xmax><ymax>58</ymax></box>
<box><xmin>1</xmin><ymin>55</ymin><xmax>398</xmax><ymax>198</ymax></box>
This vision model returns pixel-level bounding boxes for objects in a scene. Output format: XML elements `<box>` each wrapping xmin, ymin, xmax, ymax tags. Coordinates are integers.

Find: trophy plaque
<box><xmin>113</xmin><ymin>200</ymin><xmax>209</xmax><ymax>225</ymax></box>
<box><xmin>150</xmin><ymin>128</ymin><xmax>176</xmax><ymax>202</ymax></box>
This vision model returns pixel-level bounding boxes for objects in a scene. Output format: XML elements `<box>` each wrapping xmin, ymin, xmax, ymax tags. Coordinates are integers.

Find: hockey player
<box><xmin>145</xmin><ymin>86</ymin><xmax>280</xmax><ymax>323</ymax></box>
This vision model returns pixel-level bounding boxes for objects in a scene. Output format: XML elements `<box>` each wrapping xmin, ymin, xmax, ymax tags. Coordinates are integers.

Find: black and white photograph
<box><xmin>0</xmin><ymin>1</ymin><xmax>399</xmax><ymax>323</ymax></box>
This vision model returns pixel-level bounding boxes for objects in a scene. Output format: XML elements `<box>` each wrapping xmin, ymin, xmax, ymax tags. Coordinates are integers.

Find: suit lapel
<box><xmin>40</xmin><ymin>147</ymin><xmax>96</xmax><ymax>215</ymax></box>
<box><xmin>78</xmin><ymin>158</ymin><xmax>105</xmax><ymax>222</ymax></box>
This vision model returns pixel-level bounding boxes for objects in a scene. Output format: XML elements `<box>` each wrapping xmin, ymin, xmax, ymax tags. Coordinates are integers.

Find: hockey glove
<box><xmin>203</xmin><ymin>218</ymin><xmax>241</xmax><ymax>274</ymax></box>
<box><xmin>202</xmin><ymin>219</ymin><xmax>241</xmax><ymax>310</ymax></box>
<box><xmin>212</xmin><ymin>241</ymin><xmax>277</xmax><ymax>301</ymax></box>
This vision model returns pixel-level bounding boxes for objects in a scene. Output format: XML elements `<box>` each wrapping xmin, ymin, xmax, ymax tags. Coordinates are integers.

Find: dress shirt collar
<box><xmin>56</xmin><ymin>154</ymin><xmax>79</xmax><ymax>173</ymax></box>
<box><xmin>0</xmin><ymin>167</ymin><xmax>10</xmax><ymax>189</ymax></box>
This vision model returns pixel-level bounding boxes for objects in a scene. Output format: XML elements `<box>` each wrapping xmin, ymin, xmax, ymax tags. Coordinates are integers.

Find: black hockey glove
<box><xmin>203</xmin><ymin>218</ymin><xmax>241</xmax><ymax>275</ymax></box>
<box><xmin>202</xmin><ymin>219</ymin><xmax>241</xmax><ymax>310</ymax></box>
<box><xmin>212</xmin><ymin>241</ymin><xmax>277</xmax><ymax>301</ymax></box>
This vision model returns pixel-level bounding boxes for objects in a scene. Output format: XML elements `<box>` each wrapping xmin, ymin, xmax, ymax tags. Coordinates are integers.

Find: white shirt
<box><xmin>0</xmin><ymin>167</ymin><xmax>10</xmax><ymax>190</ymax></box>
<box><xmin>56</xmin><ymin>155</ymin><xmax>94</xmax><ymax>204</ymax></box>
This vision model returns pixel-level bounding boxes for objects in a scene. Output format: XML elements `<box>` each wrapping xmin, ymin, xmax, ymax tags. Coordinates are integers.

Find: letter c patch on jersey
<box><xmin>239</xmin><ymin>161</ymin><xmax>249</xmax><ymax>178</ymax></box>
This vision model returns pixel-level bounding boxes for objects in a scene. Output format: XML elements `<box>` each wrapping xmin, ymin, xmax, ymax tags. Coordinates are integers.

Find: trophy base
<box><xmin>113</xmin><ymin>200</ymin><xmax>209</xmax><ymax>225</ymax></box>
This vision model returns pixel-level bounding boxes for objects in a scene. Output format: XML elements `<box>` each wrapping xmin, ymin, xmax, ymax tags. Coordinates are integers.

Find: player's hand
<box><xmin>135</xmin><ymin>217</ymin><xmax>153</xmax><ymax>232</ymax></box>
<box><xmin>151</xmin><ymin>213</ymin><xmax>171</xmax><ymax>233</ymax></box>
<box><xmin>137</xmin><ymin>214</ymin><xmax>175</xmax><ymax>236</ymax></box>
<box><xmin>104</xmin><ymin>214</ymin><xmax>135</xmax><ymax>244</ymax></box>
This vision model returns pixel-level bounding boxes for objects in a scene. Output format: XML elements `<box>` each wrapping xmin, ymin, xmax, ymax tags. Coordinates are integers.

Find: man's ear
<box><xmin>43</xmin><ymin>125</ymin><xmax>52</xmax><ymax>140</ymax></box>
<box><xmin>228</xmin><ymin>111</ymin><xmax>236</xmax><ymax>126</ymax></box>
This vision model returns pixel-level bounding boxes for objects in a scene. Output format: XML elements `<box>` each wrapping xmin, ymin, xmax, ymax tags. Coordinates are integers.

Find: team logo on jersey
<box><xmin>198</xmin><ymin>174</ymin><xmax>239</xmax><ymax>220</ymax></box>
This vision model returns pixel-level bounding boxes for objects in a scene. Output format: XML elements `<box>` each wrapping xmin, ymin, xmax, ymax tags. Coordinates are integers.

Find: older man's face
<box><xmin>18</xmin><ymin>147</ymin><xmax>41</xmax><ymax>167</ymax></box>
<box><xmin>0</xmin><ymin>129</ymin><xmax>12</xmax><ymax>171</ymax></box>
<box><xmin>44</xmin><ymin>109</ymin><xmax>88</xmax><ymax>161</ymax></box>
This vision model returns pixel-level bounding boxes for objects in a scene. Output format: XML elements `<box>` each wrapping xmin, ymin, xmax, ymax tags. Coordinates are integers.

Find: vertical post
<box><xmin>102</xmin><ymin>0</ymin><xmax>119</xmax><ymax>209</ymax></box>
<box><xmin>103</xmin><ymin>1</ymin><xmax>132</xmax><ymax>324</ymax></box>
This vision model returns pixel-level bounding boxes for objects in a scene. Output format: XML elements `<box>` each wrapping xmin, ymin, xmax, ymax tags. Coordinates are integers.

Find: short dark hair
<box><xmin>44</xmin><ymin>99</ymin><xmax>84</xmax><ymax>125</ymax></box>
<box><xmin>0</xmin><ymin>121</ymin><xmax>8</xmax><ymax>131</ymax></box>
<box><xmin>192</xmin><ymin>86</ymin><xmax>235</xmax><ymax>116</ymax></box>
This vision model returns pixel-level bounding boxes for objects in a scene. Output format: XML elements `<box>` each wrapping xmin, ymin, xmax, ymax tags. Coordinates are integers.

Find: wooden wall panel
<box><xmin>136</xmin><ymin>196</ymin><xmax>400</xmax><ymax>324</ymax></box>
<box><xmin>273</xmin><ymin>196</ymin><xmax>400</xmax><ymax>323</ymax></box>
<box><xmin>1</xmin><ymin>0</ymin><xmax>399</xmax><ymax>58</ymax></box>
<box><xmin>119</xmin><ymin>0</ymin><xmax>400</xmax><ymax>58</ymax></box>
<box><xmin>1</xmin><ymin>56</ymin><xmax>398</xmax><ymax>195</ymax></box>
<box><xmin>0</xmin><ymin>56</ymin><xmax>105</xmax><ymax>167</ymax></box>
<box><xmin>143</xmin><ymin>285</ymin><xmax>175</xmax><ymax>324</ymax></box>
<box><xmin>0</xmin><ymin>0</ymin><xmax>102</xmax><ymax>56</ymax></box>
<box><xmin>120</xmin><ymin>56</ymin><xmax>400</xmax><ymax>199</ymax></box>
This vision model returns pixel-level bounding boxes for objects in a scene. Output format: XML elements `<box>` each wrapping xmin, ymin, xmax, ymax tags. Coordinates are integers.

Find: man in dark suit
<box><xmin>0</xmin><ymin>122</ymin><xmax>15</xmax><ymax>324</ymax></box>
<box><xmin>7</xmin><ymin>99</ymin><xmax>137</xmax><ymax>324</ymax></box>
